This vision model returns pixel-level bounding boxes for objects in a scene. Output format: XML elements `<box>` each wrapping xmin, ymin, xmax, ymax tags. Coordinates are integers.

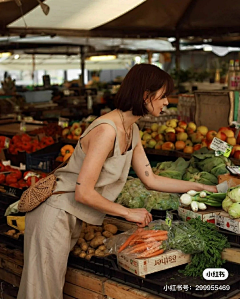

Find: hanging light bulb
<box><xmin>37</xmin><ymin>0</ymin><xmax>50</xmax><ymax>15</ymax></box>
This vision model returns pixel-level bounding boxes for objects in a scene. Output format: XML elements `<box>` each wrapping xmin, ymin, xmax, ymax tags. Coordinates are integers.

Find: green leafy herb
<box><xmin>179</xmin><ymin>218</ymin><xmax>230</xmax><ymax>278</ymax></box>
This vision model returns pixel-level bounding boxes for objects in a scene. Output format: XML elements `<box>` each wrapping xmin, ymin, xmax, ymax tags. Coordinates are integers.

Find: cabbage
<box><xmin>227</xmin><ymin>186</ymin><xmax>240</xmax><ymax>203</ymax></box>
<box><xmin>222</xmin><ymin>195</ymin><xmax>233</xmax><ymax>212</ymax></box>
<box><xmin>228</xmin><ymin>202</ymin><xmax>240</xmax><ymax>219</ymax></box>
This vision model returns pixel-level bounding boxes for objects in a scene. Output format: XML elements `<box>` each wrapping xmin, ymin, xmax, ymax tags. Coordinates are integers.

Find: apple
<box><xmin>151</xmin><ymin>123</ymin><xmax>159</xmax><ymax>132</ymax></box>
<box><xmin>177</xmin><ymin>132</ymin><xmax>188</xmax><ymax>141</ymax></box>
<box><xmin>155</xmin><ymin>133</ymin><xmax>165</xmax><ymax>142</ymax></box>
<box><xmin>151</xmin><ymin>132</ymin><xmax>158</xmax><ymax>139</ymax></box>
<box><xmin>186</xmin><ymin>127</ymin><xmax>195</xmax><ymax>135</ymax></box>
<box><xmin>165</xmin><ymin>127</ymin><xmax>175</xmax><ymax>133</ymax></box>
<box><xmin>142</xmin><ymin>133</ymin><xmax>152</xmax><ymax>141</ymax></box>
<box><xmin>224</xmin><ymin>129</ymin><xmax>234</xmax><ymax>138</ymax></box>
<box><xmin>216</xmin><ymin>131</ymin><xmax>227</xmax><ymax>141</ymax></box>
<box><xmin>147</xmin><ymin>139</ymin><xmax>157</xmax><ymax>149</ymax></box>
<box><xmin>141</xmin><ymin>140</ymin><xmax>147</xmax><ymax>147</ymax></box>
<box><xmin>191</xmin><ymin>132</ymin><xmax>204</xmax><ymax>144</ymax></box>
<box><xmin>201</xmin><ymin>138</ymin><xmax>208</xmax><ymax>147</ymax></box>
<box><xmin>162</xmin><ymin>142</ymin><xmax>175</xmax><ymax>151</ymax></box>
<box><xmin>178</xmin><ymin>121</ymin><xmax>187</xmax><ymax>130</ymax></box>
<box><xmin>193</xmin><ymin>144</ymin><xmax>202</xmax><ymax>151</ymax></box>
<box><xmin>158</xmin><ymin>125</ymin><xmax>167</xmax><ymax>134</ymax></box>
<box><xmin>227</xmin><ymin>137</ymin><xmax>236</xmax><ymax>146</ymax></box>
<box><xmin>166</xmin><ymin>119</ymin><xmax>178</xmax><ymax>128</ymax></box>
<box><xmin>197</xmin><ymin>126</ymin><xmax>208</xmax><ymax>136</ymax></box>
<box><xmin>155</xmin><ymin>141</ymin><xmax>163</xmax><ymax>150</ymax></box>
<box><xmin>218</xmin><ymin>127</ymin><xmax>229</xmax><ymax>133</ymax></box>
<box><xmin>183</xmin><ymin>146</ymin><xmax>193</xmax><ymax>154</ymax></box>
<box><xmin>233</xmin><ymin>150</ymin><xmax>240</xmax><ymax>160</ymax></box>
<box><xmin>231</xmin><ymin>145</ymin><xmax>240</xmax><ymax>156</ymax></box>
<box><xmin>175</xmin><ymin>127</ymin><xmax>185</xmax><ymax>133</ymax></box>
<box><xmin>187</xmin><ymin>122</ymin><xmax>197</xmax><ymax>132</ymax></box>
<box><xmin>175</xmin><ymin>140</ymin><xmax>186</xmax><ymax>151</ymax></box>
<box><xmin>237</xmin><ymin>132</ymin><xmax>240</xmax><ymax>144</ymax></box>
<box><xmin>139</xmin><ymin>130</ymin><xmax>144</xmax><ymax>139</ymax></box>
<box><xmin>185</xmin><ymin>139</ymin><xmax>193</xmax><ymax>147</ymax></box>
<box><xmin>206</xmin><ymin>130</ymin><xmax>217</xmax><ymax>142</ymax></box>
<box><xmin>165</xmin><ymin>132</ymin><xmax>176</xmax><ymax>142</ymax></box>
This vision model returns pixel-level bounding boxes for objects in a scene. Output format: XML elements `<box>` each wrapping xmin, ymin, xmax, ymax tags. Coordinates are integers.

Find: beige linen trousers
<box><xmin>17</xmin><ymin>119</ymin><xmax>139</xmax><ymax>299</ymax></box>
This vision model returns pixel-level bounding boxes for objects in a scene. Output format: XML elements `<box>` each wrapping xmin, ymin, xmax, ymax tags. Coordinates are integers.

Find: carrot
<box><xmin>137</xmin><ymin>249</ymin><xmax>164</xmax><ymax>259</ymax></box>
<box><xmin>118</xmin><ymin>233</ymin><xmax>139</xmax><ymax>253</ymax></box>
<box><xmin>128</xmin><ymin>242</ymin><xmax>159</xmax><ymax>254</ymax></box>
<box><xmin>141</xmin><ymin>231</ymin><xmax>168</xmax><ymax>239</ymax></box>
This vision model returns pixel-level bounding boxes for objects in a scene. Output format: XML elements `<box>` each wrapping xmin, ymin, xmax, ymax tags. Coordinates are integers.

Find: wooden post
<box><xmin>175</xmin><ymin>33</ymin><xmax>180</xmax><ymax>71</ymax></box>
<box><xmin>80</xmin><ymin>46</ymin><xmax>85</xmax><ymax>87</ymax></box>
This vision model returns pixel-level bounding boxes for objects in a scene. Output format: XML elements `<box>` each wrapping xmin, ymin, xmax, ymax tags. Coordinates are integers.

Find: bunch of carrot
<box><xmin>118</xmin><ymin>229</ymin><xmax>168</xmax><ymax>259</ymax></box>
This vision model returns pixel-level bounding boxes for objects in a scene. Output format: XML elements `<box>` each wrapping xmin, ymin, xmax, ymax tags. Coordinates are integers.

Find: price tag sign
<box><xmin>58</xmin><ymin>117</ymin><xmax>69</xmax><ymax>129</ymax></box>
<box><xmin>20</xmin><ymin>121</ymin><xmax>26</xmax><ymax>132</ymax></box>
<box><xmin>226</xmin><ymin>166</ymin><xmax>240</xmax><ymax>175</ymax></box>
<box><xmin>4</xmin><ymin>138</ymin><xmax>10</xmax><ymax>149</ymax></box>
<box><xmin>165</xmin><ymin>217</ymin><xmax>172</xmax><ymax>227</ymax></box>
<box><xmin>210</xmin><ymin>137</ymin><xmax>232</xmax><ymax>157</ymax></box>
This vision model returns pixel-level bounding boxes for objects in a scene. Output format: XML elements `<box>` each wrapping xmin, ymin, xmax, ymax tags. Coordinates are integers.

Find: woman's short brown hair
<box><xmin>115</xmin><ymin>63</ymin><xmax>174</xmax><ymax>116</ymax></box>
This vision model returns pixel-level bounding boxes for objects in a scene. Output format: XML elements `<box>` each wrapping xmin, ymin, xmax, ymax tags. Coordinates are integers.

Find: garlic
<box><xmin>187</xmin><ymin>190</ymin><xmax>198</xmax><ymax>196</ymax></box>
<box><xmin>198</xmin><ymin>202</ymin><xmax>207</xmax><ymax>210</ymax></box>
<box><xmin>180</xmin><ymin>193</ymin><xmax>192</xmax><ymax>206</ymax></box>
<box><xmin>200</xmin><ymin>191</ymin><xmax>207</xmax><ymax>198</ymax></box>
<box><xmin>191</xmin><ymin>201</ymin><xmax>199</xmax><ymax>212</ymax></box>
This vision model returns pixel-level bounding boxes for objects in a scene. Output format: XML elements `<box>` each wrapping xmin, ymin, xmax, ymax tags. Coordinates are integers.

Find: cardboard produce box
<box><xmin>218</xmin><ymin>173</ymin><xmax>240</xmax><ymax>187</ymax></box>
<box><xmin>215</xmin><ymin>211</ymin><xmax>240</xmax><ymax>234</ymax></box>
<box><xmin>178</xmin><ymin>206</ymin><xmax>222</xmax><ymax>224</ymax></box>
<box><xmin>117</xmin><ymin>249</ymin><xmax>191</xmax><ymax>277</ymax></box>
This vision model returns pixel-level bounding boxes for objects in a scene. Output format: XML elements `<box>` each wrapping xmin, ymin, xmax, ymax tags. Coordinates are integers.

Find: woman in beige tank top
<box><xmin>17</xmin><ymin>64</ymin><xmax>217</xmax><ymax>299</ymax></box>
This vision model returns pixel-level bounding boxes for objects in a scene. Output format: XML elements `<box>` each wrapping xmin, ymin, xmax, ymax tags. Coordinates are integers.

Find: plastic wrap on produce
<box><xmin>116</xmin><ymin>178</ymin><xmax>180</xmax><ymax>211</ymax></box>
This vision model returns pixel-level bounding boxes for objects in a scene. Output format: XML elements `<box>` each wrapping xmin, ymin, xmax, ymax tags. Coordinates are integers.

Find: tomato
<box><xmin>9</xmin><ymin>183</ymin><xmax>19</xmax><ymax>188</ymax></box>
<box><xmin>10</xmin><ymin>169</ymin><xmax>22</xmax><ymax>180</ymax></box>
<box><xmin>21</xmin><ymin>142</ymin><xmax>32</xmax><ymax>152</ymax></box>
<box><xmin>18</xmin><ymin>179</ymin><xmax>28</xmax><ymax>188</ymax></box>
<box><xmin>21</xmin><ymin>134</ymin><xmax>32</xmax><ymax>142</ymax></box>
<box><xmin>26</xmin><ymin>176</ymin><xmax>39</xmax><ymax>187</ymax></box>
<box><xmin>0</xmin><ymin>163</ymin><xmax>5</xmax><ymax>172</ymax></box>
<box><xmin>6</xmin><ymin>174</ymin><xmax>18</xmax><ymax>185</ymax></box>
<box><xmin>0</xmin><ymin>173</ymin><xmax>5</xmax><ymax>184</ymax></box>
<box><xmin>5</xmin><ymin>166</ymin><xmax>12</xmax><ymax>171</ymax></box>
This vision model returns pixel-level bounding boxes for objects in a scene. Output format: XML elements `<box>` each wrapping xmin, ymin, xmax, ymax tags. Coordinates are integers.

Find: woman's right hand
<box><xmin>124</xmin><ymin>208</ymin><xmax>153</xmax><ymax>227</ymax></box>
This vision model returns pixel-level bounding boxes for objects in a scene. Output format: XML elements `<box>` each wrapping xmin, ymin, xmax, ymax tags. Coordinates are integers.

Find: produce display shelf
<box><xmin>0</xmin><ymin>224</ymin><xmax>24</xmax><ymax>251</ymax></box>
<box><xmin>144</xmin><ymin>148</ymin><xmax>240</xmax><ymax>166</ymax></box>
<box><xmin>218</xmin><ymin>228</ymin><xmax>240</xmax><ymax>248</ymax></box>
<box><xmin>68</xmin><ymin>254</ymin><xmax>240</xmax><ymax>299</ymax></box>
<box><xmin>0</xmin><ymin>120</ymin><xmax>45</xmax><ymax>137</ymax></box>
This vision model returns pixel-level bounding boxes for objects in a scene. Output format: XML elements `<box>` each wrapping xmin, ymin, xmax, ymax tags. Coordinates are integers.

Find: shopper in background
<box><xmin>17</xmin><ymin>64</ymin><xmax>217</xmax><ymax>299</ymax></box>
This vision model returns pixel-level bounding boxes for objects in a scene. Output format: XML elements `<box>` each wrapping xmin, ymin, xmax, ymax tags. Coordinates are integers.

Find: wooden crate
<box><xmin>117</xmin><ymin>249</ymin><xmax>191</xmax><ymax>277</ymax></box>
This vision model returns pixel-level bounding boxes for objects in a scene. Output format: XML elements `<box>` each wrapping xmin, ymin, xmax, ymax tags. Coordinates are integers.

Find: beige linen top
<box><xmin>46</xmin><ymin>119</ymin><xmax>140</xmax><ymax>225</ymax></box>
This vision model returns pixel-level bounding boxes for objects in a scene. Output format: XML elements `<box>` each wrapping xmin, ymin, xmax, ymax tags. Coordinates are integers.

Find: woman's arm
<box><xmin>131</xmin><ymin>137</ymin><xmax>217</xmax><ymax>193</ymax></box>
<box><xmin>75</xmin><ymin>124</ymin><xmax>152</xmax><ymax>227</ymax></box>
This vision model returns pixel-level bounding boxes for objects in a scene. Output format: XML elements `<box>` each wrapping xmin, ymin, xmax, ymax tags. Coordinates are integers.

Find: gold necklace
<box><xmin>117</xmin><ymin>110</ymin><xmax>132</xmax><ymax>153</ymax></box>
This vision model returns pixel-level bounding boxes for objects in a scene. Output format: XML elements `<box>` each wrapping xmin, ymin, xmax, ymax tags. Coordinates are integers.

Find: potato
<box><xmin>13</xmin><ymin>233</ymin><xmax>21</xmax><ymax>239</ymax></box>
<box><xmin>73</xmin><ymin>247</ymin><xmax>82</xmax><ymax>256</ymax></box>
<box><xmin>90</xmin><ymin>236</ymin><xmax>105</xmax><ymax>248</ymax></box>
<box><xmin>98</xmin><ymin>245</ymin><xmax>106</xmax><ymax>251</ymax></box>
<box><xmin>5</xmin><ymin>229</ymin><xmax>16</xmax><ymax>236</ymax></box>
<box><xmin>84</xmin><ymin>227</ymin><xmax>94</xmax><ymax>234</ymax></box>
<box><xmin>87</xmin><ymin>248</ymin><xmax>95</xmax><ymax>254</ymax></box>
<box><xmin>104</xmin><ymin>224</ymin><xmax>118</xmax><ymax>234</ymax></box>
<box><xmin>81</xmin><ymin>221</ymin><xmax>87</xmax><ymax>230</ymax></box>
<box><xmin>85</xmin><ymin>254</ymin><xmax>93</xmax><ymax>260</ymax></box>
<box><xmin>85</xmin><ymin>232</ymin><xmax>95</xmax><ymax>241</ymax></box>
<box><xmin>92</xmin><ymin>226</ymin><xmax>103</xmax><ymax>232</ymax></box>
<box><xmin>95</xmin><ymin>232</ymin><xmax>102</xmax><ymax>237</ymax></box>
<box><xmin>79</xmin><ymin>232</ymin><xmax>85</xmax><ymax>238</ymax></box>
<box><xmin>77</xmin><ymin>238</ymin><xmax>85</xmax><ymax>245</ymax></box>
<box><xmin>80</xmin><ymin>242</ymin><xmax>89</xmax><ymax>251</ymax></box>
<box><xmin>79</xmin><ymin>251</ymin><xmax>87</xmax><ymax>259</ymax></box>
<box><xmin>95</xmin><ymin>249</ymin><xmax>105</xmax><ymax>257</ymax></box>
<box><xmin>102</xmin><ymin>231</ymin><xmax>113</xmax><ymax>238</ymax></box>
